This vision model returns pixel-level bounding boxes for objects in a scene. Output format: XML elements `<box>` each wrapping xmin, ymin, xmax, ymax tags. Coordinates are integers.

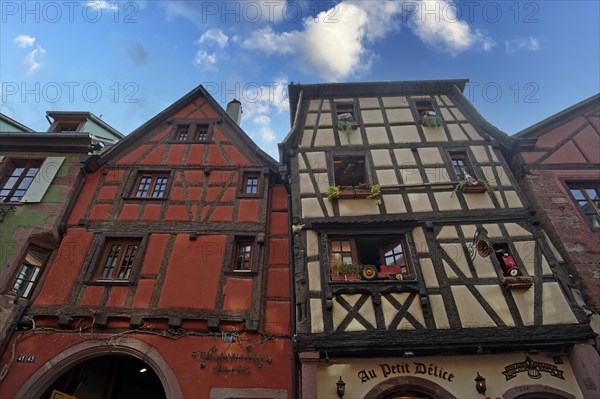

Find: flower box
<box><xmin>504</xmin><ymin>276</ymin><xmax>533</xmax><ymax>289</ymax></box>
<box><xmin>331</xmin><ymin>273</ymin><xmax>360</xmax><ymax>282</ymax></box>
<box><xmin>461</xmin><ymin>184</ymin><xmax>488</xmax><ymax>193</ymax></box>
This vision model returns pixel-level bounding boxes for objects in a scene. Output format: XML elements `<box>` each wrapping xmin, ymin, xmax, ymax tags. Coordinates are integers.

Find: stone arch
<box><xmin>15</xmin><ymin>337</ymin><xmax>183</xmax><ymax>399</ymax></box>
<box><xmin>503</xmin><ymin>384</ymin><xmax>577</xmax><ymax>399</ymax></box>
<box><xmin>363</xmin><ymin>376</ymin><xmax>457</xmax><ymax>399</ymax></box>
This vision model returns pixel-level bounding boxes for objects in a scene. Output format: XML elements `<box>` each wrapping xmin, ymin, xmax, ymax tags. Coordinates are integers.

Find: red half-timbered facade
<box><xmin>0</xmin><ymin>86</ymin><xmax>292</xmax><ymax>399</ymax></box>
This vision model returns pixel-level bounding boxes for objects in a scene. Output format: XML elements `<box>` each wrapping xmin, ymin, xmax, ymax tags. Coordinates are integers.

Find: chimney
<box><xmin>226</xmin><ymin>99</ymin><xmax>242</xmax><ymax>125</ymax></box>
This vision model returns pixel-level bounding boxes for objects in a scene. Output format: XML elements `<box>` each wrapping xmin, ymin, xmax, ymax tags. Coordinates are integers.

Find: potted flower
<box><xmin>337</xmin><ymin>113</ymin><xmax>358</xmax><ymax>143</ymax></box>
<box><xmin>354</xmin><ymin>183</ymin><xmax>372</xmax><ymax>197</ymax></box>
<box><xmin>367</xmin><ymin>184</ymin><xmax>382</xmax><ymax>205</ymax></box>
<box><xmin>421</xmin><ymin>111</ymin><xmax>444</xmax><ymax>127</ymax></box>
<box><xmin>327</xmin><ymin>186</ymin><xmax>340</xmax><ymax>201</ymax></box>
<box><xmin>331</xmin><ymin>262</ymin><xmax>360</xmax><ymax>281</ymax></box>
<box><xmin>452</xmin><ymin>172</ymin><xmax>491</xmax><ymax>196</ymax></box>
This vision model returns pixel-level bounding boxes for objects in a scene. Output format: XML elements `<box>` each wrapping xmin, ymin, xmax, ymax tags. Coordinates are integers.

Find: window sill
<box><xmin>122</xmin><ymin>196</ymin><xmax>167</xmax><ymax>201</ymax></box>
<box><xmin>225</xmin><ymin>270</ymin><xmax>258</xmax><ymax>277</ymax></box>
<box><xmin>236</xmin><ymin>193</ymin><xmax>263</xmax><ymax>199</ymax></box>
<box><xmin>84</xmin><ymin>280</ymin><xmax>135</xmax><ymax>286</ymax></box>
<box><xmin>503</xmin><ymin>276</ymin><xmax>533</xmax><ymax>290</ymax></box>
<box><xmin>167</xmin><ymin>140</ymin><xmax>211</xmax><ymax>144</ymax></box>
<box><xmin>460</xmin><ymin>184</ymin><xmax>488</xmax><ymax>194</ymax></box>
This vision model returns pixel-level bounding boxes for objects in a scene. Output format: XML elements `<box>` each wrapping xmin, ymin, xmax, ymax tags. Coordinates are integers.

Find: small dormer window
<box><xmin>55</xmin><ymin>123</ymin><xmax>80</xmax><ymax>133</ymax></box>
<box><xmin>171</xmin><ymin>122</ymin><xmax>213</xmax><ymax>142</ymax></box>
<box><xmin>415</xmin><ymin>100</ymin><xmax>443</xmax><ymax>127</ymax></box>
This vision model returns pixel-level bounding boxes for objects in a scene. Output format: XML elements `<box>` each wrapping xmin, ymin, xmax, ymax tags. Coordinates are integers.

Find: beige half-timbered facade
<box><xmin>280</xmin><ymin>80</ymin><xmax>598</xmax><ymax>399</ymax></box>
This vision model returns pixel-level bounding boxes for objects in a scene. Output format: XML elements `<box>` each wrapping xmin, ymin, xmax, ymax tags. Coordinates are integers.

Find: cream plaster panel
<box><xmin>543</xmin><ymin>230</ymin><xmax>563</xmax><ymax>262</ymax></box>
<box><xmin>371</xmin><ymin>149</ymin><xmax>393</xmax><ymax>167</ymax></box>
<box><xmin>381</xmin><ymin>294</ymin><xmax>402</xmax><ymax>329</ymax></box>
<box><xmin>473</xmin><ymin>254</ymin><xmax>497</xmax><ymax>278</ymax></box>
<box><xmin>310</xmin><ymin>298</ymin><xmax>324</xmax><ymax>333</ymax></box>
<box><xmin>357</xmin><ymin>298</ymin><xmax>377</xmax><ymax>329</ymax></box>
<box><xmin>441</xmin><ymin>95</ymin><xmax>455</xmax><ymax>106</ymax></box>
<box><xmin>299</xmin><ymin>173</ymin><xmax>315</xmax><ymax>195</ymax></box>
<box><xmin>480</xmin><ymin>166</ymin><xmax>498</xmax><ymax>187</ymax></box>
<box><xmin>345</xmin><ymin>318</ymin><xmax>368</xmax><ymax>332</ymax></box>
<box><xmin>306</xmin><ymin>230</ymin><xmax>319</xmax><ymax>257</ymax></box>
<box><xmin>302</xmin><ymin>198</ymin><xmax>324</xmax><ymax>218</ymax></box>
<box><xmin>434</xmin><ymin>192</ymin><xmax>462</xmax><ymax>211</ymax></box>
<box><xmin>494</xmin><ymin>191</ymin><xmax>506</xmax><ymax>209</ymax></box>
<box><xmin>419</xmin><ymin>258</ymin><xmax>439</xmax><ymax>288</ymax></box>
<box><xmin>449</xmin><ymin>108</ymin><xmax>466</xmax><ymax>121</ymax></box>
<box><xmin>338</xmin><ymin>199</ymin><xmax>380</xmax><ymax>217</ymax></box>
<box><xmin>425</xmin><ymin>167</ymin><xmax>452</xmax><ymax>184</ymax></box>
<box><xmin>441</xmin><ymin>243</ymin><xmax>471</xmax><ymax>278</ymax></box>
<box><xmin>308</xmin><ymin>99</ymin><xmax>321</xmax><ymax>111</ymax></box>
<box><xmin>314</xmin><ymin>128</ymin><xmax>336</xmax><ymax>147</ymax></box>
<box><xmin>443</xmin><ymin>259</ymin><xmax>458</xmax><ymax>279</ymax></box>
<box><xmin>391</xmin><ymin>125</ymin><xmax>421</xmax><ymax>143</ymax></box>
<box><xmin>399</xmin><ymin>168</ymin><xmax>423</xmax><ymax>185</ymax></box>
<box><xmin>504</xmin><ymin>223</ymin><xmax>532</xmax><ymax>237</ymax></box>
<box><xmin>408</xmin><ymin>193</ymin><xmax>433</xmax><ymax>212</ymax></box>
<box><xmin>512</xmin><ymin>287</ymin><xmax>535</xmax><ymax>326</ymax></box>
<box><xmin>447</xmin><ymin>123</ymin><xmax>469</xmax><ymax>141</ymax></box>
<box><xmin>482</xmin><ymin>223</ymin><xmax>502</xmax><ymax>239</ymax></box>
<box><xmin>471</xmin><ymin>145</ymin><xmax>492</xmax><ymax>163</ymax></box>
<box><xmin>423</xmin><ymin>126</ymin><xmax>447</xmax><ymax>142</ymax></box>
<box><xmin>437</xmin><ymin>226</ymin><xmax>458</xmax><ymax>240</ymax></box>
<box><xmin>322</xmin><ymin>101</ymin><xmax>331</xmax><ymax>111</ymax></box>
<box><xmin>333</xmin><ymin>295</ymin><xmax>358</xmax><ymax>330</ymax></box>
<box><xmin>376</xmin><ymin>169</ymin><xmax>399</xmax><ymax>186</ymax></box>
<box><xmin>452</xmin><ymin>286</ymin><xmax>496</xmax><ymax>328</ymax></box>
<box><xmin>382</xmin><ymin>96</ymin><xmax>409</xmax><ymax>107</ymax></box>
<box><xmin>400</xmin><ymin>295</ymin><xmax>425</xmax><ymax>330</ymax></box>
<box><xmin>462</xmin><ymin>123</ymin><xmax>483</xmax><ymax>140</ymax></box>
<box><xmin>300</xmin><ymin>129</ymin><xmax>314</xmax><ymax>148</ymax></box>
<box><xmin>418</xmin><ymin>147</ymin><xmax>444</xmax><ymax>165</ymax></box>
<box><xmin>514</xmin><ymin>241</ymin><xmax>536</xmax><ymax>276</ymax></box>
<box><xmin>464</xmin><ymin>192</ymin><xmax>495</xmax><ymax>209</ymax></box>
<box><xmin>429</xmin><ymin>295</ymin><xmax>450</xmax><ymax>329</ymax></box>
<box><xmin>411</xmin><ymin>227</ymin><xmax>428</xmax><ymax>253</ymax></box>
<box><xmin>337</xmin><ymin>128</ymin><xmax>363</xmax><ymax>146</ymax></box>
<box><xmin>305</xmin><ymin>151</ymin><xmax>327</xmax><ymax>170</ymax></box>
<box><xmin>394</xmin><ymin>148</ymin><xmax>417</xmax><ymax>166</ymax></box>
<box><xmin>475</xmin><ymin>285</ymin><xmax>515</xmax><ymax>327</ymax></box>
<box><xmin>365</xmin><ymin>126</ymin><xmax>389</xmax><ymax>144</ymax></box>
<box><xmin>386</xmin><ymin>108</ymin><xmax>415</xmax><ymax>124</ymax></box>
<box><xmin>542</xmin><ymin>255</ymin><xmax>553</xmax><ymax>276</ymax></box>
<box><xmin>297</xmin><ymin>155</ymin><xmax>306</xmax><ymax>170</ymax></box>
<box><xmin>305</xmin><ymin>113</ymin><xmax>318</xmax><ymax>128</ymax></box>
<box><xmin>359</xmin><ymin>97</ymin><xmax>381</xmax><ymax>108</ymax></box>
<box><xmin>543</xmin><ymin>283</ymin><xmax>578</xmax><ymax>324</ymax></box>
<box><xmin>307</xmin><ymin>261</ymin><xmax>322</xmax><ymax>292</ymax></box>
<box><xmin>361</xmin><ymin>109</ymin><xmax>384</xmax><ymax>125</ymax></box>
<box><xmin>313</xmin><ymin>172</ymin><xmax>330</xmax><ymax>193</ymax></box>
<box><xmin>440</xmin><ymin>108</ymin><xmax>455</xmax><ymax>122</ymax></box>
<box><xmin>496</xmin><ymin>166</ymin><xmax>512</xmax><ymax>186</ymax></box>
<box><xmin>504</xmin><ymin>191</ymin><xmax>523</xmax><ymax>208</ymax></box>
<box><xmin>383</xmin><ymin>194</ymin><xmax>406</xmax><ymax>214</ymax></box>
<box><xmin>460</xmin><ymin>224</ymin><xmax>477</xmax><ymax>240</ymax></box>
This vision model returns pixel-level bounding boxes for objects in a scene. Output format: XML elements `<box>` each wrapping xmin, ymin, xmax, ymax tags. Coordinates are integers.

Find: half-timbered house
<box><xmin>279</xmin><ymin>80</ymin><xmax>598</xmax><ymax>399</ymax></box>
<box><xmin>0</xmin><ymin>87</ymin><xmax>292</xmax><ymax>399</ymax></box>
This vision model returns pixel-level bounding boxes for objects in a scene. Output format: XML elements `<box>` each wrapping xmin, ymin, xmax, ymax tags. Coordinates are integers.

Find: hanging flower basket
<box><xmin>421</xmin><ymin>111</ymin><xmax>444</xmax><ymax>127</ymax></box>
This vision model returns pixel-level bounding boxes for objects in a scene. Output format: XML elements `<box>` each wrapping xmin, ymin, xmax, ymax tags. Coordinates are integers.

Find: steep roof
<box><xmin>0</xmin><ymin>112</ymin><xmax>34</xmax><ymax>132</ymax></box>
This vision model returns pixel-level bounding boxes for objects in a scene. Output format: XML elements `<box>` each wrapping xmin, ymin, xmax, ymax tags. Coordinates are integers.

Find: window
<box><xmin>493</xmin><ymin>243</ymin><xmax>521</xmax><ymax>277</ymax></box>
<box><xmin>132</xmin><ymin>173</ymin><xmax>170</xmax><ymax>199</ymax></box>
<box><xmin>0</xmin><ymin>161</ymin><xmax>41</xmax><ymax>203</ymax></box>
<box><xmin>54</xmin><ymin>123</ymin><xmax>80</xmax><ymax>132</ymax></box>
<box><xmin>415</xmin><ymin>100</ymin><xmax>434</xmax><ymax>117</ymax></box>
<box><xmin>9</xmin><ymin>246</ymin><xmax>50</xmax><ymax>298</ymax></box>
<box><xmin>333</xmin><ymin>156</ymin><xmax>366</xmax><ymax>187</ymax></box>
<box><xmin>336</xmin><ymin>103</ymin><xmax>356</xmax><ymax>121</ymax></box>
<box><xmin>96</xmin><ymin>239</ymin><xmax>141</xmax><ymax>280</ymax></box>
<box><xmin>449</xmin><ymin>151</ymin><xmax>476</xmax><ymax>180</ymax></box>
<box><xmin>415</xmin><ymin>100</ymin><xmax>443</xmax><ymax>127</ymax></box>
<box><xmin>328</xmin><ymin>235</ymin><xmax>415</xmax><ymax>282</ymax></box>
<box><xmin>568</xmin><ymin>182</ymin><xmax>600</xmax><ymax>229</ymax></box>
<box><xmin>243</xmin><ymin>173</ymin><xmax>259</xmax><ymax>194</ymax></box>
<box><xmin>238</xmin><ymin>170</ymin><xmax>263</xmax><ymax>197</ymax></box>
<box><xmin>171</xmin><ymin>122</ymin><xmax>213</xmax><ymax>142</ymax></box>
<box><xmin>234</xmin><ymin>240</ymin><xmax>254</xmax><ymax>271</ymax></box>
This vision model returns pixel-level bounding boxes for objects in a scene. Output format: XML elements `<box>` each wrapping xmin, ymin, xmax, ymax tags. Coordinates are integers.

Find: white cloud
<box><xmin>408</xmin><ymin>0</ymin><xmax>495</xmax><ymax>55</ymax></box>
<box><xmin>197</xmin><ymin>29</ymin><xmax>229</xmax><ymax>48</ymax></box>
<box><xmin>13</xmin><ymin>34</ymin><xmax>35</xmax><ymax>48</ymax></box>
<box><xmin>193</xmin><ymin>50</ymin><xmax>217</xmax><ymax>70</ymax></box>
<box><xmin>24</xmin><ymin>46</ymin><xmax>46</xmax><ymax>75</ymax></box>
<box><xmin>259</xmin><ymin>126</ymin><xmax>276</xmax><ymax>143</ymax></box>
<box><xmin>254</xmin><ymin>115</ymin><xmax>271</xmax><ymax>125</ymax></box>
<box><xmin>505</xmin><ymin>36</ymin><xmax>540</xmax><ymax>55</ymax></box>
<box><xmin>86</xmin><ymin>1</ymin><xmax>118</xmax><ymax>11</ymax></box>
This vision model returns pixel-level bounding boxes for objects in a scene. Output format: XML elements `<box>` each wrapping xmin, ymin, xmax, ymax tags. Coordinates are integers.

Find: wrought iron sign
<box><xmin>192</xmin><ymin>346</ymin><xmax>272</xmax><ymax>375</ymax></box>
<box><xmin>502</xmin><ymin>356</ymin><xmax>564</xmax><ymax>380</ymax></box>
<box><xmin>358</xmin><ymin>361</ymin><xmax>455</xmax><ymax>383</ymax></box>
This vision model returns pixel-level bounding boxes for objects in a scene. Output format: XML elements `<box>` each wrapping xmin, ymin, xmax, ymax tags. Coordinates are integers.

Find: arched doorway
<box><xmin>42</xmin><ymin>355</ymin><xmax>165</xmax><ymax>399</ymax></box>
<box><xmin>15</xmin><ymin>338</ymin><xmax>182</xmax><ymax>399</ymax></box>
<box><xmin>363</xmin><ymin>376</ymin><xmax>457</xmax><ymax>399</ymax></box>
<box><xmin>503</xmin><ymin>385</ymin><xmax>577</xmax><ymax>399</ymax></box>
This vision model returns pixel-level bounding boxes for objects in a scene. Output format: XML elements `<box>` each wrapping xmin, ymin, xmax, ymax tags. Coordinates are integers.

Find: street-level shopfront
<box><xmin>316</xmin><ymin>352</ymin><xmax>583</xmax><ymax>399</ymax></box>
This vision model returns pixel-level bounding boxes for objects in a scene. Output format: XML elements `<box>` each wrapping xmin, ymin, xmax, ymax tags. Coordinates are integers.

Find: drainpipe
<box><xmin>286</xmin><ymin>190</ymin><xmax>298</xmax><ymax>399</ymax></box>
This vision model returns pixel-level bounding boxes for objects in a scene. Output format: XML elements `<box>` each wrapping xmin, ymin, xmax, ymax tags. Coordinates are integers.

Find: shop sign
<box><xmin>357</xmin><ymin>361</ymin><xmax>455</xmax><ymax>384</ymax></box>
<box><xmin>192</xmin><ymin>346</ymin><xmax>272</xmax><ymax>375</ymax></box>
<box><xmin>502</xmin><ymin>356</ymin><xmax>564</xmax><ymax>380</ymax></box>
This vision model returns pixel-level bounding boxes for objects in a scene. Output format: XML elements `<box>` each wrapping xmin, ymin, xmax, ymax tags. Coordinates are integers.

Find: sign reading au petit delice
<box><xmin>358</xmin><ymin>361</ymin><xmax>455</xmax><ymax>383</ymax></box>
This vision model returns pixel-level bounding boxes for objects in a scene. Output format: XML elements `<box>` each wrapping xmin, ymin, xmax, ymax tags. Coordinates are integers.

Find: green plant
<box><xmin>421</xmin><ymin>114</ymin><xmax>444</xmax><ymax>127</ymax></box>
<box><xmin>336</xmin><ymin>262</ymin><xmax>360</xmax><ymax>274</ymax></box>
<box><xmin>337</xmin><ymin>120</ymin><xmax>353</xmax><ymax>144</ymax></box>
<box><xmin>327</xmin><ymin>186</ymin><xmax>340</xmax><ymax>201</ymax></box>
<box><xmin>452</xmin><ymin>176</ymin><xmax>492</xmax><ymax>197</ymax></box>
<box><xmin>367</xmin><ymin>184</ymin><xmax>382</xmax><ymax>205</ymax></box>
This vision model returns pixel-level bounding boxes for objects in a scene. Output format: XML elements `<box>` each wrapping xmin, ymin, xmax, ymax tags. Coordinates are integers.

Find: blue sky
<box><xmin>1</xmin><ymin>0</ymin><xmax>599</xmax><ymax>157</ymax></box>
